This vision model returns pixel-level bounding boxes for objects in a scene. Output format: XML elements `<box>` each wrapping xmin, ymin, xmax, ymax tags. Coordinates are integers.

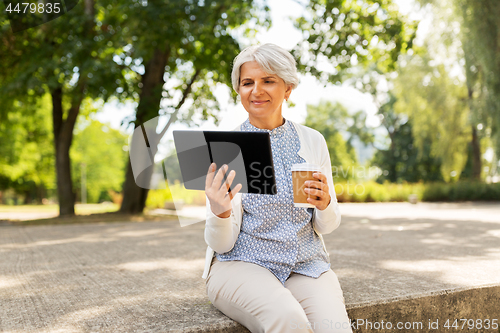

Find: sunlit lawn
<box><xmin>0</xmin><ymin>203</ymin><xmax>120</xmax><ymax>215</ymax></box>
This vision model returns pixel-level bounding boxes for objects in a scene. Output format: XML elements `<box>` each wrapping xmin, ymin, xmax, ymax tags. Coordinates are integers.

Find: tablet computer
<box><xmin>172</xmin><ymin>130</ymin><xmax>277</xmax><ymax>195</ymax></box>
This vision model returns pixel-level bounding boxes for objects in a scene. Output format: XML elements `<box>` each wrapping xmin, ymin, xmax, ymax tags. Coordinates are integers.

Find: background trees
<box><xmin>0</xmin><ymin>0</ymin><xmax>269</xmax><ymax>214</ymax></box>
<box><xmin>291</xmin><ymin>0</ymin><xmax>417</xmax><ymax>84</ymax></box>
<box><xmin>0</xmin><ymin>94</ymin><xmax>55</xmax><ymax>204</ymax></box>
<box><xmin>391</xmin><ymin>45</ymin><xmax>471</xmax><ymax>182</ymax></box>
<box><xmin>108</xmin><ymin>0</ymin><xmax>270</xmax><ymax>214</ymax></box>
<box><xmin>1</xmin><ymin>0</ymin><xmax>499</xmax><ymax>212</ymax></box>
<box><xmin>0</xmin><ymin>0</ymin><xmax>129</xmax><ymax>215</ymax></box>
<box><xmin>71</xmin><ymin>117</ymin><xmax>128</xmax><ymax>204</ymax></box>
<box><xmin>410</xmin><ymin>0</ymin><xmax>500</xmax><ymax>182</ymax></box>
<box><xmin>305</xmin><ymin>100</ymin><xmax>373</xmax><ymax>181</ymax></box>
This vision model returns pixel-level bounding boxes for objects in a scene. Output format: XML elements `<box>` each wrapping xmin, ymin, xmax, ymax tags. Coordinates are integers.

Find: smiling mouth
<box><xmin>252</xmin><ymin>101</ymin><xmax>269</xmax><ymax>105</ymax></box>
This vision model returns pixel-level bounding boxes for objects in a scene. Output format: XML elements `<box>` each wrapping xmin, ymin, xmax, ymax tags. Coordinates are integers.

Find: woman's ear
<box><xmin>285</xmin><ymin>84</ymin><xmax>293</xmax><ymax>101</ymax></box>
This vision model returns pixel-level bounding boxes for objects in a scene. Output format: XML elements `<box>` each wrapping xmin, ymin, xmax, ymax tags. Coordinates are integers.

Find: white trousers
<box><xmin>205</xmin><ymin>257</ymin><xmax>353</xmax><ymax>333</ymax></box>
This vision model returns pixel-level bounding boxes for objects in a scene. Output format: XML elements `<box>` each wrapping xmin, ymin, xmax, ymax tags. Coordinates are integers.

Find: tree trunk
<box><xmin>119</xmin><ymin>47</ymin><xmax>170</xmax><ymax>214</ymax></box>
<box><xmin>119</xmin><ymin>48</ymin><xmax>201</xmax><ymax>214</ymax></box>
<box><xmin>51</xmin><ymin>86</ymin><xmax>76</xmax><ymax>215</ymax></box>
<box><xmin>47</xmin><ymin>0</ymin><xmax>93</xmax><ymax>216</ymax></box>
<box><xmin>467</xmin><ymin>86</ymin><xmax>482</xmax><ymax>181</ymax></box>
<box><xmin>471</xmin><ymin>125</ymin><xmax>482</xmax><ymax>180</ymax></box>
<box><xmin>120</xmin><ymin>158</ymin><xmax>151</xmax><ymax>214</ymax></box>
<box><xmin>51</xmin><ymin>81</ymin><xmax>85</xmax><ymax>216</ymax></box>
<box><xmin>23</xmin><ymin>190</ymin><xmax>32</xmax><ymax>204</ymax></box>
<box><xmin>37</xmin><ymin>185</ymin><xmax>45</xmax><ymax>204</ymax></box>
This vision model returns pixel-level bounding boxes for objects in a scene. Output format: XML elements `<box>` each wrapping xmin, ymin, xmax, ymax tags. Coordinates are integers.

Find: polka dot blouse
<box><xmin>216</xmin><ymin>118</ymin><xmax>330</xmax><ymax>285</ymax></box>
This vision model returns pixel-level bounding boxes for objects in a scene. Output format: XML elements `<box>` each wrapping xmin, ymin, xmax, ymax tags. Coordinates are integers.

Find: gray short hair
<box><xmin>231</xmin><ymin>43</ymin><xmax>299</xmax><ymax>94</ymax></box>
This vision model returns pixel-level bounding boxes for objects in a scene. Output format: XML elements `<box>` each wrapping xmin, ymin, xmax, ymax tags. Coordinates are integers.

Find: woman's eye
<box><xmin>242</xmin><ymin>82</ymin><xmax>252</xmax><ymax>86</ymax></box>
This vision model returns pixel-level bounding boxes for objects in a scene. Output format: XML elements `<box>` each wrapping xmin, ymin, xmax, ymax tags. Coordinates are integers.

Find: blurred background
<box><xmin>0</xmin><ymin>0</ymin><xmax>499</xmax><ymax>218</ymax></box>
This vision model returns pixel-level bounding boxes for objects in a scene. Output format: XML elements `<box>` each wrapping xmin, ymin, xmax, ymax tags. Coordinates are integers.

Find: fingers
<box><xmin>305</xmin><ymin>172</ymin><xmax>329</xmax><ymax>208</ymax></box>
<box><xmin>206</xmin><ymin>164</ymin><xmax>240</xmax><ymax>217</ymax></box>
<box><xmin>312</xmin><ymin>172</ymin><xmax>328</xmax><ymax>183</ymax></box>
<box><xmin>307</xmin><ymin>196</ymin><xmax>328</xmax><ymax>210</ymax></box>
<box><xmin>304</xmin><ymin>187</ymin><xmax>324</xmax><ymax>198</ymax></box>
<box><xmin>207</xmin><ymin>164</ymin><xmax>240</xmax><ymax>196</ymax></box>
<box><xmin>205</xmin><ymin>163</ymin><xmax>216</xmax><ymax>189</ymax></box>
<box><xmin>305</xmin><ymin>172</ymin><xmax>328</xmax><ymax>191</ymax></box>
<box><xmin>305</xmin><ymin>179</ymin><xmax>327</xmax><ymax>192</ymax></box>
<box><xmin>220</xmin><ymin>169</ymin><xmax>242</xmax><ymax>198</ymax></box>
<box><xmin>228</xmin><ymin>183</ymin><xmax>242</xmax><ymax>200</ymax></box>
<box><xmin>218</xmin><ymin>169</ymin><xmax>235</xmax><ymax>195</ymax></box>
<box><xmin>210</xmin><ymin>164</ymin><xmax>228</xmax><ymax>191</ymax></box>
<box><xmin>307</xmin><ymin>196</ymin><xmax>323</xmax><ymax>205</ymax></box>
<box><xmin>306</xmin><ymin>187</ymin><xmax>331</xmax><ymax>210</ymax></box>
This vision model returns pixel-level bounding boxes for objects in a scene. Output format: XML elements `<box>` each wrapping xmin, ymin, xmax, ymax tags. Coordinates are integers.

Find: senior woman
<box><xmin>202</xmin><ymin>43</ymin><xmax>352</xmax><ymax>333</ymax></box>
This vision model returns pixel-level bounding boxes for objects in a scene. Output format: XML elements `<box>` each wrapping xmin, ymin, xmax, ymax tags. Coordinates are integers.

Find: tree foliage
<box><xmin>101</xmin><ymin>0</ymin><xmax>270</xmax><ymax>126</ymax></box>
<box><xmin>113</xmin><ymin>0</ymin><xmax>270</xmax><ymax>213</ymax></box>
<box><xmin>459</xmin><ymin>0</ymin><xmax>500</xmax><ymax>159</ymax></box>
<box><xmin>372</xmin><ymin>118</ymin><xmax>443</xmax><ymax>183</ymax></box>
<box><xmin>392</xmin><ymin>46</ymin><xmax>470</xmax><ymax>182</ymax></box>
<box><xmin>305</xmin><ymin>100</ymin><xmax>373</xmax><ymax>181</ymax></box>
<box><xmin>0</xmin><ymin>0</ymin><xmax>131</xmax><ymax>214</ymax></box>
<box><xmin>415</xmin><ymin>0</ymin><xmax>500</xmax><ymax>178</ymax></box>
<box><xmin>292</xmin><ymin>0</ymin><xmax>419</xmax><ymax>183</ymax></box>
<box><xmin>291</xmin><ymin>0</ymin><xmax>417</xmax><ymax>84</ymax></box>
<box><xmin>70</xmin><ymin>117</ymin><xmax>128</xmax><ymax>203</ymax></box>
<box><xmin>0</xmin><ymin>0</ymin><xmax>268</xmax><ymax>213</ymax></box>
<box><xmin>0</xmin><ymin>93</ymin><xmax>55</xmax><ymax>203</ymax></box>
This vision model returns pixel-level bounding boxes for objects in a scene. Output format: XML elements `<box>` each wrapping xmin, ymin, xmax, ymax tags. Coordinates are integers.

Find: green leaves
<box><xmin>305</xmin><ymin>100</ymin><xmax>370</xmax><ymax>180</ymax></box>
<box><xmin>70</xmin><ymin>118</ymin><xmax>128</xmax><ymax>203</ymax></box>
<box><xmin>392</xmin><ymin>48</ymin><xmax>470</xmax><ymax>182</ymax></box>
<box><xmin>292</xmin><ymin>0</ymin><xmax>417</xmax><ymax>84</ymax></box>
<box><xmin>0</xmin><ymin>93</ymin><xmax>55</xmax><ymax>196</ymax></box>
<box><xmin>414</xmin><ymin>0</ymin><xmax>500</xmax><ymax>175</ymax></box>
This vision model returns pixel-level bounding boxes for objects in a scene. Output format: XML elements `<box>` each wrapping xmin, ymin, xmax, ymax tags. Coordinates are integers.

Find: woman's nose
<box><xmin>252</xmin><ymin>82</ymin><xmax>264</xmax><ymax>95</ymax></box>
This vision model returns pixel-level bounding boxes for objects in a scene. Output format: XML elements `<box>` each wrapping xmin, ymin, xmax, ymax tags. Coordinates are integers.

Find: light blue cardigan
<box><xmin>202</xmin><ymin>120</ymin><xmax>342</xmax><ymax>279</ymax></box>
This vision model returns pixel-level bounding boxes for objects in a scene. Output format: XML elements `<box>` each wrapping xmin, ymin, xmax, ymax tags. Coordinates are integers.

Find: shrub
<box><xmin>145</xmin><ymin>188</ymin><xmax>173</xmax><ymax>209</ymax></box>
<box><xmin>334</xmin><ymin>181</ymin><xmax>421</xmax><ymax>203</ymax></box>
<box><xmin>145</xmin><ymin>182</ymin><xmax>206</xmax><ymax>209</ymax></box>
<box><xmin>422</xmin><ymin>181</ymin><xmax>500</xmax><ymax>201</ymax></box>
<box><xmin>146</xmin><ymin>180</ymin><xmax>500</xmax><ymax>207</ymax></box>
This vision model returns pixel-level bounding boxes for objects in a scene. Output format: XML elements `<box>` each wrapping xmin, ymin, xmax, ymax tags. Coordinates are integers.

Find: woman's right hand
<box><xmin>205</xmin><ymin>163</ymin><xmax>242</xmax><ymax>218</ymax></box>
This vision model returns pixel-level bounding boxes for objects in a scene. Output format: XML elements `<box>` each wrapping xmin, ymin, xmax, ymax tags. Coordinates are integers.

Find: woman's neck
<box><xmin>249</xmin><ymin>115</ymin><xmax>285</xmax><ymax>130</ymax></box>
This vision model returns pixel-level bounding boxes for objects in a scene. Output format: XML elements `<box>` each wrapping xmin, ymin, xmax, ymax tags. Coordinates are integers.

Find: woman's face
<box><xmin>238</xmin><ymin>61</ymin><xmax>292</xmax><ymax>128</ymax></box>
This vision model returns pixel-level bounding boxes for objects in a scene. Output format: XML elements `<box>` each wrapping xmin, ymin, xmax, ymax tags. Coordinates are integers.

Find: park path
<box><xmin>0</xmin><ymin>202</ymin><xmax>499</xmax><ymax>332</ymax></box>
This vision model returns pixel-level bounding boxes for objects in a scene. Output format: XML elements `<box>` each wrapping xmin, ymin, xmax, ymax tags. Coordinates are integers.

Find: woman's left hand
<box><xmin>304</xmin><ymin>172</ymin><xmax>331</xmax><ymax>211</ymax></box>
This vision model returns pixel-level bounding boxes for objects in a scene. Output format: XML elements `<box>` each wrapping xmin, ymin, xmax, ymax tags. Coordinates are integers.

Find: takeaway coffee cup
<box><xmin>291</xmin><ymin>163</ymin><xmax>320</xmax><ymax>208</ymax></box>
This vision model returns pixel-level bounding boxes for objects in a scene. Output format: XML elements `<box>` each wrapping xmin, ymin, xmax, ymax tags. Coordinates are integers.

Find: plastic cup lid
<box><xmin>291</xmin><ymin>163</ymin><xmax>320</xmax><ymax>171</ymax></box>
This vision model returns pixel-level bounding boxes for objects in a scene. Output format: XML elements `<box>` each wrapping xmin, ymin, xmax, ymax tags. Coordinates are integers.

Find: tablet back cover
<box><xmin>173</xmin><ymin>131</ymin><xmax>276</xmax><ymax>195</ymax></box>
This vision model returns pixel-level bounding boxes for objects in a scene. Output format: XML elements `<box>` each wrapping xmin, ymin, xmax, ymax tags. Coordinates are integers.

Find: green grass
<box><xmin>146</xmin><ymin>182</ymin><xmax>206</xmax><ymax>208</ymax></box>
<box><xmin>75</xmin><ymin>203</ymin><xmax>120</xmax><ymax>214</ymax></box>
<box><xmin>334</xmin><ymin>181</ymin><xmax>423</xmax><ymax>203</ymax></box>
<box><xmin>334</xmin><ymin>180</ymin><xmax>500</xmax><ymax>203</ymax></box>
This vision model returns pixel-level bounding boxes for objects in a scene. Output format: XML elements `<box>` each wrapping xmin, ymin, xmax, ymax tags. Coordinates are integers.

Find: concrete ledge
<box><xmin>347</xmin><ymin>285</ymin><xmax>500</xmax><ymax>333</ymax></box>
<box><xmin>185</xmin><ymin>285</ymin><xmax>500</xmax><ymax>333</ymax></box>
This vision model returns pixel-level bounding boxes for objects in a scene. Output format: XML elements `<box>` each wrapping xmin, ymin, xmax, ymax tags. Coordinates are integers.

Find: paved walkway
<box><xmin>0</xmin><ymin>202</ymin><xmax>499</xmax><ymax>332</ymax></box>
